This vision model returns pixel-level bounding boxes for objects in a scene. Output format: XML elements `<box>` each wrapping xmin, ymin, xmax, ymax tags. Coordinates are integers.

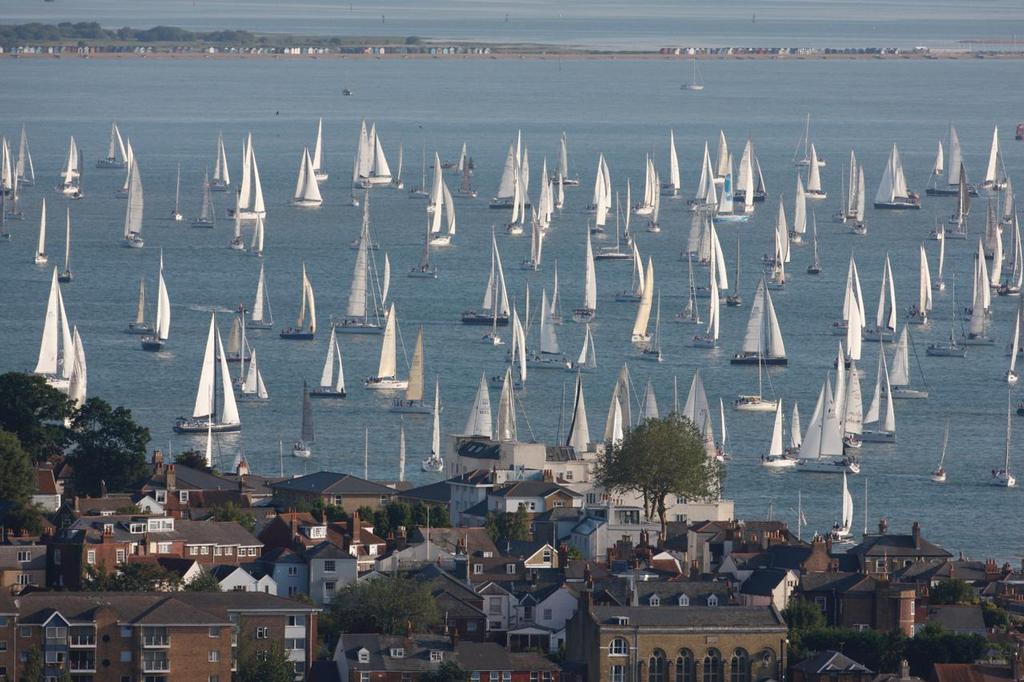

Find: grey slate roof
<box><xmin>590</xmin><ymin>605</ymin><xmax>786</xmax><ymax>629</ymax></box>
<box><xmin>793</xmin><ymin>650</ymin><xmax>873</xmax><ymax>674</ymax></box>
<box><xmin>271</xmin><ymin>471</ymin><xmax>396</xmax><ymax>496</ymax></box>
<box><xmin>740</xmin><ymin>568</ymin><xmax>789</xmax><ymax>596</ymax></box>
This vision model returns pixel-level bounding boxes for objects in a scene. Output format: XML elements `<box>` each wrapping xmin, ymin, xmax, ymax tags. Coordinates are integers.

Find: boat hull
<box><xmin>730</xmin><ymin>354</ymin><xmax>787</xmax><ymax>366</ymax></box>
<box><xmin>461</xmin><ymin>313</ymin><xmax>509</xmax><ymax>326</ymax></box>
<box><xmin>760</xmin><ymin>456</ymin><xmax>797</xmax><ymax>468</ymax></box>
<box><xmin>796</xmin><ymin>459</ymin><xmax>860</xmax><ymax>474</ymax></box>
<box><xmin>334</xmin><ymin>319</ymin><xmax>384</xmax><ymax>334</ymax></box>
<box><xmin>874</xmin><ymin>200</ymin><xmax>921</xmax><ymax>210</ymax></box>
<box><xmin>408</xmin><ymin>268</ymin><xmax>438</xmax><ymax>279</ymax></box>
<box><xmin>572</xmin><ymin>309</ymin><xmax>596</xmax><ymax>324</ymax></box>
<box><xmin>888</xmin><ymin>387</ymin><xmax>929</xmax><ymax>399</ymax></box>
<box><xmin>140</xmin><ymin>337</ymin><xmax>165</xmax><ymax>352</ymax></box>
<box><xmin>126</xmin><ymin>322</ymin><xmax>154</xmax><ymax>335</ymax></box>
<box><xmin>734</xmin><ymin>398</ymin><xmax>778</xmax><ymax>412</ymax></box>
<box><xmin>389</xmin><ymin>400</ymin><xmax>433</xmax><ymax>414</ymax></box>
<box><xmin>191</xmin><ymin>219</ymin><xmax>215</xmax><ymax>229</ymax></box>
<box><xmin>279</xmin><ymin>329</ymin><xmax>315</xmax><ymax>340</ymax></box>
<box><xmin>364</xmin><ymin>377</ymin><xmax>408</xmax><ymax>391</ymax></box>
<box><xmin>861</xmin><ymin>430</ymin><xmax>897</xmax><ymax>444</ymax></box>
<box><xmin>926</xmin><ymin>344</ymin><xmax>967</xmax><ymax>357</ymax></box>
<box><xmin>310</xmin><ymin>388</ymin><xmax>346</xmax><ymax>399</ymax></box>
<box><xmin>96</xmin><ymin>159</ymin><xmax>126</xmax><ymax>169</ymax></box>
<box><xmin>173</xmin><ymin>419</ymin><xmax>240</xmax><ymax>434</ymax></box>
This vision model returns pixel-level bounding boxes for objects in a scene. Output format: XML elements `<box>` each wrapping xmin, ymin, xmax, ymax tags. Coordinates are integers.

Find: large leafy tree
<box><xmin>237</xmin><ymin>641</ymin><xmax>295</xmax><ymax>682</ymax></box>
<box><xmin>0</xmin><ymin>430</ymin><xmax>37</xmax><ymax>505</ymax></box>
<box><xmin>596</xmin><ymin>414</ymin><xmax>722</xmax><ymax>539</ymax></box>
<box><xmin>83</xmin><ymin>563</ymin><xmax>181</xmax><ymax>591</ymax></box>
<box><xmin>321</xmin><ymin>576</ymin><xmax>438</xmax><ymax>648</ymax></box>
<box><xmin>66</xmin><ymin>398</ymin><xmax>150</xmax><ymax>496</ymax></box>
<box><xmin>0</xmin><ymin>372</ymin><xmax>73</xmax><ymax>462</ymax></box>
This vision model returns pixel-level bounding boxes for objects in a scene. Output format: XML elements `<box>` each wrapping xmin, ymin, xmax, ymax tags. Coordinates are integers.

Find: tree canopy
<box><xmin>929</xmin><ymin>578</ymin><xmax>977</xmax><ymax>605</ymax></box>
<box><xmin>83</xmin><ymin>563</ymin><xmax>181</xmax><ymax>592</ymax></box>
<box><xmin>485</xmin><ymin>507</ymin><xmax>531</xmax><ymax>545</ymax></box>
<box><xmin>0</xmin><ymin>372</ymin><xmax>73</xmax><ymax>462</ymax></box>
<box><xmin>237</xmin><ymin>641</ymin><xmax>294</xmax><ymax>682</ymax></box>
<box><xmin>596</xmin><ymin>414</ymin><xmax>722</xmax><ymax>538</ymax></box>
<box><xmin>321</xmin><ymin>575</ymin><xmax>439</xmax><ymax>649</ymax></box>
<box><xmin>66</xmin><ymin>398</ymin><xmax>150</xmax><ymax>496</ymax></box>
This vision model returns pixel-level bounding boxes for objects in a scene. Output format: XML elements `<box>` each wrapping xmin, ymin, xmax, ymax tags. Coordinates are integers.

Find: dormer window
<box><xmin>303</xmin><ymin>525</ymin><xmax>327</xmax><ymax>539</ymax></box>
<box><xmin>613</xmin><ymin>616</ymin><xmax>629</xmax><ymax>626</ymax></box>
<box><xmin>506</xmin><ymin>564</ymin><xmax>516</xmax><ymax>575</ymax></box>
<box><xmin>102</xmin><ymin>524</ymin><xmax>114</xmax><ymax>535</ymax></box>
<box><xmin>678</xmin><ymin>594</ymin><xmax>690</xmax><ymax>607</ymax></box>
<box><xmin>707</xmin><ymin>595</ymin><xmax>719</xmax><ymax>607</ymax></box>
<box><xmin>430</xmin><ymin>650</ymin><xmax>443</xmax><ymax>662</ymax></box>
<box><xmin>482</xmin><ymin>551</ymin><xmax>493</xmax><ymax>558</ymax></box>
<box><xmin>473</xmin><ymin>564</ymin><xmax>483</xmax><ymax>575</ymax></box>
<box><xmin>179</xmin><ymin>491</ymin><xmax>189</xmax><ymax>504</ymax></box>
<box><xmin>129</xmin><ymin>523</ymin><xmax>145</xmax><ymax>534</ymax></box>
<box><xmin>357</xmin><ymin>648</ymin><xmax>370</xmax><ymax>663</ymax></box>
<box><xmin>649</xmin><ymin>594</ymin><xmax>660</xmax><ymax>606</ymax></box>
<box><xmin>389</xmin><ymin>648</ymin><xmax>405</xmax><ymax>658</ymax></box>
<box><xmin>147</xmin><ymin>518</ymin><xmax>174</xmax><ymax>533</ymax></box>
<box><xmin>154</xmin><ymin>490</ymin><xmax>166</xmax><ymax>504</ymax></box>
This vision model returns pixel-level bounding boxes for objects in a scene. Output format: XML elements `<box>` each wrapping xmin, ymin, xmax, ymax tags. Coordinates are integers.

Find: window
<box><xmin>209</xmin><ymin>677</ymin><xmax>220</xmax><ymax>682</ymax></box>
<box><xmin>678</xmin><ymin>594</ymin><xmax>690</xmax><ymax>607</ymax></box>
<box><xmin>17</xmin><ymin>574</ymin><xmax>30</xmax><ymax>586</ymax></box>
<box><xmin>248</xmin><ymin>547</ymin><xmax>258</xmax><ymax>557</ymax></box>
<box><xmin>325</xmin><ymin>581</ymin><xmax>336</xmax><ymax>595</ymax></box>
<box><xmin>255</xmin><ymin>627</ymin><xmax>268</xmax><ymax>640</ymax></box>
<box><xmin>609</xmin><ymin>638</ymin><xmax>628</xmax><ymax>656</ymax></box>
<box><xmin>649</xmin><ymin>649</ymin><xmax>667</xmax><ymax>682</ymax></box>
<box><xmin>86</xmin><ymin>550</ymin><xmax>96</xmax><ymax>565</ymax></box>
<box><xmin>707</xmin><ymin>594</ymin><xmax>719</xmax><ymax>607</ymax></box>
<box><xmin>473</xmin><ymin>564</ymin><xmax>483</xmax><ymax>575</ymax></box>
<box><xmin>116</xmin><ymin>549</ymin><xmax>126</xmax><ymax>563</ymax></box>
<box><xmin>224</xmin><ymin>547</ymin><xmax>233</xmax><ymax>556</ymax></box>
<box><xmin>333</xmin><ymin>496</ymin><xmax>344</xmax><ymax>506</ymax></box>
<box><xmin>288</xmin><ymin>566</ymin><xmax>298</xmax><ymax>577</ymax></box>
<box><xmin>813</xmin><ymin>596</ymin><xmax>827</xmax><ymax>612</ymax></box>
<box><xmin>543</xmin><ymin>608</ymin><xmax>552</xmax><ymax>621</ymax></box>
<box><xmin>214</xmin><ymin>546</ymin><xmax>222</xmax><ymax>556</ymax></box>
<box><xmin>200</xmin><ymin>546</ymin><xmax>209</xmax><ymax>555</ymax></box>
<box><xmin>611</xmin><ymin>664</ymin><xmax>625</xmax><ymax>682</ymax></box>
<box><xmin>208</xmin><ymin>650</ymin><xmax>220</xmax><ymax>662</ymax></box>
<box><xmin>430</xmin><ymin>650</ymin><xmax>443</xmax><ymax>662</ymax></box>
<box><xmin>209</xmin><ymin>627</ymin><xmax>219</xmax><ymax>638</ymax></box>
<box><xmin>323</xmin><ymin>560</ymin><xmax>336</xmax><ymax>573</ymax></box>
<box><xmin>472</xmin><ymin>674</ymin><xmax>481</xmax><ymax>682</ymax></box>
<box><xmin>45</xmin><ymin>651</ymin><xmax>65</xmax><ymax>664</ymax></box>
<box><xmin>360</xmin><ymin>674</ymin><xmax>370</xmax><ymax>682</ymax></box>
<box><xmin>120</xmin><ymin>626</ymin><xmax>131</xmax><ymax>638</ymax></box>
<box><xmin>467</xmin><ymin>621</ymin><xmax>478</xmax><ymax>632</ymax></box>
<box><xmin>190</xmin><ymin>547</ymin><xmax>199</xmax><ymax>556</ymax></box>
<box><xmin>703</xmin><ymin>649</ymin><xmax>723</xmax><ymax>682</ymax></box>
<box><xmin>875</xmin><ymin>559</ymin><xmax>886</xmax><ymax>572</ymax></box>
<box><xmin>676</xmin><ymin>650</ymin><xmax>695</xmax><ymax>682</ymax></box>
<box><xmin>120</xmin><ymin>651</ymin><xmax>132</xmax><ymax>663</ymax></box>
<box><xmin>155</xmin><ymin>490</ymin><xmax>166</xmax><ymax>503</ymax></box>
<box><xmin>649</xmin><ymin>594</ymin><xmax>661</xmax><ymax>606</ymax></box>
<box><xmin>489</xmin><ymin>672</ymin><xmax>498</xmax><ymax>682</ymax></box>
<box><xmin>357</xmin><ymin>648</ymin><xmax>370</xmax><ymax>663</ymax></box>
<box><xmin>46</xmin><ymin>626</ymin><xmax>68</xmax><ymax>640</ymax></box>
<box><xmin>506</xmin><ymin>563</ymin><xmax>516</xmax><ymax>574</ymax></box>
<box><xmin>287</xmin><ymin>616</ymin><xmax>298</xmax><ymax>627</ymax></box>
<box><xmin>53</xmin><ymin>549</ymin><xmax>61</xmax><ymax>565</ymax></box>
<box><xmin>489</xmin><ymin>598</ymin><xmax>502</xmax><ymax>615</ymax></box>
<box><xmin>0</xmin><ymin>641</ymin><xmax>6</xmax><ymax>652</ymax></box>
<box><xmin>179</xmin><ymin>491</ymin><xmax>189</xmax><ymax>503</ymax></box>
<box><xmin>389</xmin><ymin>647</ymin><xmax>405</xmax><ymax>658</ymax></box>
<box><xmin>730</xmin><ymin>649</ymin><xmax>750</xmax><ymax>682</ymax></box>
<box><xmin>157</xmin><ymin>542</ymin><xmax>171</xmax><ymax>554</ymax></box>
<box><xmin>17</xmin><ymin>550</ymin><xmax>30</xmax><ymax>562</ymax></box>
<box><xmin>288</xmin><ymin>586</ymin><xmax>298</xmax><ymax>597</ymax></box>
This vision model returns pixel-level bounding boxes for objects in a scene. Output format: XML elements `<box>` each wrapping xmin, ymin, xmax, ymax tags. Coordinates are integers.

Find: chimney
<box><xmin>912</xmin><ymin>522</ymin><xmax>921</xmax><ymax>549</ymax></box>
<box><xmin>900</xmin><ymin>659</ymin><xmax>910</xmax><ymax>680</ymax></box>
<box><xmin>165</xmin><ymin>465</ymin><xmax>176</xmax><ymax>493</ymax></box>
<box><xmin>100</xmin><ymin>480</ymin><xmax>107</xmax><ymax>497</ymax></box>
<box><xmin>236</xmin><ymin>456</ymin><xmax>250</xmax><ymax>477</ymax></box>
<box><xmin>878</xmin><ymin>518</ymin><xmax>888</xmax><ymax>535</ymax></box>
<box><xmin>153</xmin><ymin>449</ymin><xmax>164</xmax><ymax>468</ymax></box>
<box><xmin>453</xmin><ymin>552</ymin><xmax>469</xmax><ymax>583</ymax></box>
<box><xmin>351</xmin><ymin>512</ymin><xmax>362</xmax><ymax>541</ymax></box>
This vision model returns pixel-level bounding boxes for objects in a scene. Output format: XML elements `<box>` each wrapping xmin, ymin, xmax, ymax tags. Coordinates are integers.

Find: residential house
<box><xmin>334</xmin><ymin>633</ymin><xmax>563</xmax><ymax>681</ymax></box>
<box><xmin>210</xmin><ymin>563</ymin><xmax>278</xmax><ymax>594</ymax></box>
<box><xmin>32</xmin><ymin>469</ymin><xmax>62</xmax><ymax>512</ymax></box>
<box><xmin>487</xmin><ymin>481</ymin><xmax>583</xmax><ymax>515</ymax></box>
<box><xmin>791</xmin><ymin>651</ymin><xmax>874</xmax><ymax>682</ymax></box>
<box><xmin>263</xmin><ymin>547</ymin><xmax>311</xmax><ymax>600</ymax></box>
<box><xmin>509</xmin><ymin>583</ymin><xmax>579</xmax><ymax>653</ymax></box>
<box><xmin>738</xmin><ymin>568</ymin><xmax>800</xmax><ymax>612</ymax></box>
<box><xmin>919</xmin><ymin>605</ymin><xmax>987</xmax><ymax>636</ymax></box>
<box><xmin>0</xmin><ymin>544</ymin><xmax>46</xmax><ymax>593</ymax></box>
<box><xmin>798</xmin><ymin>571</ymin><xmax>917</xmax><ymax>635</ymax></box>
<box><xmin>847</xmin><ymin>521</ymin><xmax>952</xmax><ymax>577</ymax></box>
<box><xmin>270</xmin><ymin>472</ymin><xmax>397</xmax><ymax>511</ymax></box>
<box><xmin>414</xmin><ymin>564</ymin><xmax>489</xmax><ymax>641</ymax></box>
<box><xmin>306</xmin><ymin>541</ymin><xmax>358</xmax><ymax>606</ymax></box>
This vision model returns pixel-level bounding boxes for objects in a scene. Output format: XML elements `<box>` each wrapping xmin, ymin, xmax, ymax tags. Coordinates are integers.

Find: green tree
<box><xmin>422</xmin><ymin>660</ymin><xmax>468</xmax><ymax>682</ymax></box>
<box><xmin>211</xmin><ymin>502</ymin><xmax>256</xmax><ymax>531</ymax></box>
<box><xmin>596</xmin><ymin>414</ymin><xmax>722</xmax><ymax>539</ymax></box>
<box><xmin>429</xmin><ymin>504</ymin><xmax>450</xmax><ymax>528</ymax></box>
<box><xmin>66</xmin><ymin>398</ymin><xmax>150</xmax><ymax>496</ymax></box>
<box><xmin>0</xmin><ymin>372</ymin><xmax>72</xmax><ymax>462</ymax></box>
<box><xmin>322</xmin><ymin>576</ymin><xmax>438</xmax><ymax>648</ymax></box>
<box><xmin>20</xmin><ymin>647</ymin><xmax>43</xmax><ymax>682</ymax></box>
<box><xmin>237</xmin><ymin>640</ymin><xmax>295</xmax><ymax>682</ymax></box>
<box><xmin>185</xmin><ymin>567</ymin><xmax>223</xmax><ymax>592</ymax></box>
<box><xmin>0</xmin><ymin>430</ymin><xmax>37</xmax><ymax>504</ymax></box>
<box><xmin>174</xmin><ymin>449</ymin><xmax>210</xmax><ymax>471</ymax></box>
<box><xmin>929</xmin><ymin>578</ymin><xmax>977</xmax><ymax>605</ymax></box>
<box><xmin>485</xmin><ymin>508</ymin><xmax>531</xmax><ymax>545</ymax></box>
<box><xmin>904</xmin><ymin>623</ymin><xmax>988</xmax><ymax>676</ymax></box>
<box><xmin>782</xmin><ymin>597</ymin><xmax>826</xmax><ymax>631</ymax></box>
<box><xmin>83</xmin><ymin>563</ymin><xmax>180</xmax><ymax>592</ymax></box>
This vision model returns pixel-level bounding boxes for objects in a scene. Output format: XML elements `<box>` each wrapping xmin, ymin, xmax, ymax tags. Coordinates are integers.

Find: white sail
<box><xmin>715</xmin><ymin>130</ymin><xmax>729</xmax><ymax>179</ymax></box>
<box><xmin>34</xmin><ymin>269</ymin><xmax>72</xmax><ymax>377</ymax></box>
<box><xmin>464</xmin><ymin>374</ymin><xmax>493</xmax><ymax>437</ymax></box>
<box><xmin>793</xmin><ymin>176</ymin><xmax>807</xmax><ymax>236</ymax></box>
<box><xmin>643</xmin><ymin>380</ymin><xmax>659</xmax><ymax>420</ymax></box>
<box><xmin>68</xmin><ymin>327</ymin><xmax>87</xmax><ymax>407</ymax></box>
<box><xmin>948</xmin><ymin>125</ymin><xmax>963</xmax><ymax>185</ymax></box>
<box><xmin>711</xmin><ymin>222</ymin><xmax>729</xmax><ymax>290</ymax></box>
<box><xmin>776</xmin><ymin>198</ymin><xmax>791</xmax><ymax>263</ymax></box>
<box><xmin>583</xmin><ymin>232</ymin><xmax>597</xmax><ymax>310</ymax></box>
<box><xmin>495</xmin><ymin>367</ymin><xmax>518</xmax><ymax>443</ymax></box>
<box><xmin>890</xmin><ymin>326</ymin><xmax>911</xmax><ymax>387</ymax></box>
<box><xmin>668</xmin><ymin>130</ymin><xmax>681</xmax><ymax>191</ymax></box>
<box><xmin>567</xmin><ymin>373</ymin><xmax>590</xmax><ymax>451</ymax></box>
<box><xmin>156</xmin><ymin>253</ymin><xmax>171</xmax><ymax>341</ymax></box>
<box><xmin>312</xmin><ymin>118</ymin><xmax>325</xmax><ymax>175</ymax></box>
<box><xmin>840</xmin><ymin>473</ymin><xmax>854</xmax><ymax>530</ymax></box>
<box><xmin>933</xmin><ymin>140</ymin><xmax>944</xmax><ymax>176</ymax></box>
<box><xmin>919</xmin><ymin>245</ymin><xmax>933</xmax><ymax>313</ymax></box>
<box><xmin>791</xmin><ymin>404</ymin><xmax>802</xmax><ymax>449</ymax></box>
<box><xmin>764</xmin><ymin>286</ymin><xmax>786</xmax><ymax>358</ymax></box>
<box><xmin>741</xmin><ymin>281</ymin><xmax>767</xmax><ymax>355</ymax></box>
<box><xmin>377</xmin><ymin>304</ymin><xmax>399</xmax><ymax>379</ymax></box>
<box><xmin>406</xmin><ymin>327</ymin><xmax>425</xmax><ymax>402</ymax></box>
<box><xmin>769</xmin><ymin>401</ymin><xmax>784</xmax><ymax>457</ymax></box>
<box><xmin>35</xmin><ymin>198</ymin><xmax>47</xmax><ymax>261</ymax></box>
<box><xmin>124</xmin><ymin>159</ymin><xmax>144</xmax><ymax>240</ymax></box>
<box><xmin>214</xmin><ymin>324</ymin><xmax>240</xmax><ymax>426</ymax></box>
<box><xmin>252</xmin><ymin>264</ymin><xmax>271</xmax><ymax>324</ymax></box>
<box><xmin>985</xmin><ymin>126</ymin><xmax>1001</xmax><ymax>186</ymax></box>
<box><xmin>807</xmin><ymin>145</ymin><xmax>823</xmax><ymax>193</ymax></box>
<box><xmin>683</xmin><ymin>370</ymin><xmax>710</xmax><ymax>427</ymax></box>
<box><xmin>497</xmin><ymin>143</ymin><xmax>518</xmax><ymax>199</ymax></box>
<box><xmin>844</xmin><ymin>364</ymin><xmax>863</xmax><ymax>437</ymax></box>
<box><xmin>539</xmin><ymin>290</ymin><xmax>560</xmax><ymax>354</ymax></box>
<box><xmin>798</xmin><ymin>384</ymin><xmax>827</xmax><ymax>460</ymax></box>
<box><xmin>347</xmin><ymin>215</ymin><xmax>372</xmax><ymax>319</ymax></box>
<box><xmin>214</xmin><ymin>133</ymin><xmax>230</xmax><ymax>186</ymax></box>
<box><xmin>293</xmin><ymin>147</ymin><xmax>323</xmax><ymax>204</ymax></box>
<box><xmin>192</xmin><ymin>315</ymin><xmax>218</xmax><ymax>419</ymax></box>
<box><xmin>238</xmin><ymin>134</ymin><xmax>253</xmax><ymax>209</ymax></box>
<box><xmin>631</xmin><ymin>259</ymin><xmax>655</xmax><ymax>340</ymax></box>
<box><xmin>846</xmin><ymin>292</ymin><xmax>863</xmax><ymax>362</ymax></box>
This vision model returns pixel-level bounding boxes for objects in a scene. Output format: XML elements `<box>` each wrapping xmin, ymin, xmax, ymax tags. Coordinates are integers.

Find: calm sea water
<box><xmin>1</xmin><ymin>56</ymin><xmax>1023</xmax><ymax>560</ymax></box>
<box><xmin>6</xmin><ymin>0</ymin><xmax>1024</xmax><ymax>50</ymax></box>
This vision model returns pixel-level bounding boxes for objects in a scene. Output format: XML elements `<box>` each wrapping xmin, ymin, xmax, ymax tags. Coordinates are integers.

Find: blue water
<box><xmin>1</xmin><ymin>56</ymin><xmax>1023</xmax><ymax>560</ymax></box>
<box><xmin>6</xmin><ymin>0</ymin><xmax>1024</xmax><ymax>50</ymax></box>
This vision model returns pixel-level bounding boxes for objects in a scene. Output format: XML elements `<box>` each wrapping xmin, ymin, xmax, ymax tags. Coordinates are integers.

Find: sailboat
<box><xmin>945</xmin><ymin>163</ymin><xmax>972</xmax><ymax>239</ymax></box>
<box><xmin>292</xmin><ymin>147</ymin><xmax>324</xmax><ymax>207</ymax></box>
<box><xmin>887</xmin><ymin>326</ymin><xmax>928</xmax><ymax>398</ymax></box>
<box><xmin>566</xmin><ymin>323</ymin><xmax>598</xmax><ymax>373</ymax></box>
<box><xmin>573</xmin><ymin>232</ymin><xmax>598</xmax><ymax>323</ymax></box>
<box><xmin>661</xmin><ymin>130</ymin><xmax>681</xmax><ymax>197</ymax></box>
<box><xmin>980</xmin><ymin>126</ymin><xmax>1007</xmax><ymax>194</ymax></box>
<box><xmin>926</xmin><ymin>281</ymin><xmax>968</xmax><ymax>357</ymax></box>
<box><xmin>795</xmin><ymin>378</ymin><xmax>860</xmax><ymax>474</ymax></box>
<box><xmin>992</xmin><ymin>389</ymin><xmax>1016</xmax><ymax>487</ymax></box>
<box><xmin>490</xmin><ymin>132</ymin><xmax>524</xmax><ymax>208</ymax></box>
<box><xmin>615</xmin><ymin>242</ymin><xmax>646</xmax><ymax>302</ymax></box>
<box><xmin>353</xmin><ymin>120</ymin><xmax>394</xmax><ymax>187</ymax></box>
<box><xmin>15</xmin><ymin>125</ymin><xmax>34</xmax><ymax>188</ymax></box>
<box><xmin>392</xmin><ymin>327</ymin><xmax>432</xmax><ymax>412</ymax></box>
<box><xmin>595</xmin><ymin>193</ymin><xmax>632</xmax><ymax>260</ymax></box>
<box><xmin>338</xmin><ymin>198</ymin><xmax>385</xmax><ymax>333</ymax></box>
<box><xmin>211</xmin><ymin>133</ymin><xmax>230</xmax><ymax>192</ymax></box>
<box><xmin>682</xmin><ymin>52</ymin><xmax>704</xmax><ymax>91</ymax></box>
<box><xmin>634</xmin><ymin>156</ymin><xmax>657</xmax><ymax>216</ymax></box>
<box><xmin>236</xmin><ymin>348</ymin><xmax>269</xmax><ymax>402</ymax></box>
<box><xmin>529</xmin><ymin>290</ymin><xmax>568</xmax><ymax>368</ymax></box>
<box><xmin>122</xmin><ymin>158</ymin><xmax>144</xmax><ymax>248</ymax></box>
<box><xmin>191</xmin><ymin>170</ymin><xmax>216</xmax><ymax>228</ymax></box>
<box><xmin>827</xmin><ymin>473</ymin><xmax>855</xmax><ymax>542</ymax></box>
<box><xmin>761</xmin><ymin>401</ymin><xmax>796</xmax><ymax>468</ymax></box>
<box><xmin>411</xmin><ymin>146</ymin><xmax>429</xmax><ymax>199</ymax></box>
<box><xmin>588</xmin><ymin>156</ymin><xmax>610</xmax><ymax>235</ymax></box>
<box><xmin>410</xmin><ymin>216</ymin><xmax>438</xmax><ymax>279</ymax></box>
<box><xmin>807</xmin><ymin>213</ymin><xmax>822</xmax><ymax>275</ymax></box>
<box><xmin>428</xmin><ymin>172</ymin><xmax>456</xmax><ymax>247</ymax></box>
<box><xmin>223</xmin><ymin>311</ymin><xmax>251</xmax><ymax>363</ymax></box>
<box><xmin>554</xmin><ymin>132</ymin><xmax>579</xmax><ymax>187</ymax></box>
<box><xmin>422</xmin><ymin>380</ymin><xmax>444</xmax><ymax>472</ymax></box>
<box><xmin>804</xmin><ymin>145</ymin><xmax>827</xmax><ymax>200</ymax></box>
<box><xmin>364</xmin><ymin>304</ymin><xmax>408</xmax><ymax>390</ymax></box>
<box><xmin>931</xmin><ymin>421</ymin><xmax>950</xmax><ymax>483</ymax></box>
<box><xmin>458</xmin><ymin>158</ymin><xmax>477</xmax><ymax>198</ymax></box>
<box><xmin>640</xmin><ymin>292</ymin><xmax>664</xmax><ymax>362</ymax></box>
<box><xmin>933</xmin><ymin>232</ymin><xmax>947</xmax><ymax>291</ymax></box>
<box><xmin>293</xmin><ymin>381</ymin><xmax>314</xmax><ymax>458</ymax></box>
<box><xmin>58</xmin><ymin>137</ymin><xmax>81</xmax><ymax>196</ymax></box>
<box><xmin>874</xmin><ymin>144</ymin><xmax>920</xmax><ymax>209</ymax></box>
<box><xmin>630</xmin><ymin>259</ymin><xmax>656</xmax><ymax>344</ymax></box>
<box><xmin>174</xmin><ymin>313</ymin><xmax>241</xmax><ymax>433</ymax></box>
<box><xmin>521</xmin><ymin>217</ymin><xmax>544</xmax><ymax>271</ymax></box>
<box><xmin>793</xmin><ymin>114</ymin><xmax>825</xmax><ymax>167</ymax></box>
<box><xmin>229</xmin><ymin>133</ymin><xmax>266</xmax><ymax>222</ymax></box>
<box><xmin>462</xmin><ymin>232</ymin><xmax>511</xmax><ymax>327</ymax></box>
<box><xmin>863</xmin><ymin>256</ymin><xmax>897</xmax><ymax>342</ymax></box>
<box><xmin>726</xmin><ymin>238</ymin><xmax>744</xmax><ymax>306</ymax></box>
<box><xmin>33</xmin><ymin>199</ymin><xmax>48</xmax><ymax>265</ymax></box>
<box><xmin>34</xmin><ymin>268</ymin><xmax>75</xmax><ymax>391</ymax></box>
<box><xmin>997</xmin><ymin>213</ymin><xmax>1022</xmax><ymax>296</ymax></box>
<box><xmin>125</xmin><ymin>279</ymin><xmax>153</xmax><ymax>335</ymax></box>
<box><xmin>97</xmin><ymin>122</ymin><xmax>128</xmax><ymax>169</ymax></box>
<box><xmin>1007</xmin><ymin>303</ymin><xmax>1021</xmax><ymax>385</ymax></box>
<box><xmin>245</xmin><ymin>264</ymin><xmax>274</xmax><ymax>329</ymax></box>
<box><xmin>169</xmin><ymin>163</ymin><xmax>184</xmax><ymax>221</ymax></box>
<box><xmin>907</xmin><ymin>245</ymin><xmax>933</xmax><ymax>324</ymax></box>
<box><xmin>280</xmin><ymin>263</ymin><xmax>316</xmax><ymax>340</ymax></box>
<box><xmin>731</xmin><ymin>280</ymin><xmax>787</xmax><ymax>365</ymax></box>
<box><xmin>928</xmin><ymin>125</ymin><xmax>977</xmax><ymax>197</ymax></box>
<box><xmin>311</xmin><ymin>118</ymin><xmax>328</xmax><ymax>182</ymax></box>
<box><xmin>140</xmin><ymin>252</ymin><xmax>171</xmax><ymax>352</ymax></box>
<box><xmin>862</xmin><ymin>346</ymin><xmax>897</xmax><ymax>443</ymax></box>
<box><xmin>964</xmin><ymin>241</ymin><xmax>995</xmax><ymax>345</ymax></box>
<box><xmin>308</xmin><ymin>325</ymin><xmax>346</xmax><ymax>398</ymax></box>
<box><xmin>693</xmin><ymin>270</ymin><xmax>720</xmax><ymax>348</ymax></box>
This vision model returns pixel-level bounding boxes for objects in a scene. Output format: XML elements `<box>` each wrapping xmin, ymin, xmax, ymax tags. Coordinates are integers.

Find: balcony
<box><xmin>142</xmin><ymin>660</ymin><xmax>171</xmax><ymax>673</ymax></box>
<box><xmin>69</xmin><ymin>635</ymin><xmax>96</xmax><ymax>648</ymax></box>
<box><xmin>142</xmin><ymin>636</ymin><xmax>170</xmax><ymax>648</ymax></box>
<box><xmin>69</xmin><ymin>658</ymin><xmax>96</xmax><ymax>672</ymax></box>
